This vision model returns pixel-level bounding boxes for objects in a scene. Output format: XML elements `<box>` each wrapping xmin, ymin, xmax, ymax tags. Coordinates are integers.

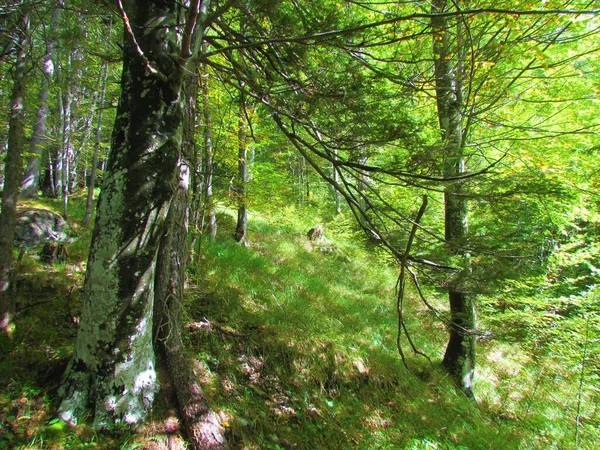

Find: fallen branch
<box><xmin>186</xmin><ymin>317</ymin><xmax>249</xmax><ymax>337</ymax></box>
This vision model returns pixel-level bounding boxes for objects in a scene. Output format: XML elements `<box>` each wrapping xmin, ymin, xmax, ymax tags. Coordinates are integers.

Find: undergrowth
<box><xmin>0</xmin><ymin>199</ymin><xmax>598</xmax><ymax>449</ymax></box>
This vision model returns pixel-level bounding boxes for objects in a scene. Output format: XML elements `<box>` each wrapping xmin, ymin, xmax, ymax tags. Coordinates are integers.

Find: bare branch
<box><xmin>396</xmin><ymin>195</ymin><xmax>431</xmax><ymax>368</ymax></box>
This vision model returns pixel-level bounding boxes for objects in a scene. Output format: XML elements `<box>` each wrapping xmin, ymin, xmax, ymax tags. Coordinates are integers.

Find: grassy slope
<box><xmin>0</xmin><ymin>200</ymin><xmax>597</xmax><ymax>449</ymax></box>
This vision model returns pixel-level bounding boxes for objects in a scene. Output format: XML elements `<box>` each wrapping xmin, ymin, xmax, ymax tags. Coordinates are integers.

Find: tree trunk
<box><xmin>234</xmin><ymin>88</ymin><xmax>248</xmax><ymax>243</ymax></box>
<box><xmin>21</xmin><ymin>4</ymin><xmax>60</xmax><ymax>198</ymax></box>
<box><xmin>202</xmin><ymin>56</ymin><xmax>217</xmax><ymax>239</ymax></box>
<box><xmin>83</xmin><ymin>60</ymin><xmax>109</xmax><ymax>226</ymax></box>
<box><xmin>432</xmin><ymin>0</ymin><xmax>476</xmax><ymax>400</ymax></box>
<box><xmin>154</xmin><ymin>72</ymin><xmax>227</xmax><ymax>448</ymax></box>
<box><xmin>0</xmin><ymin>9</ymin><xmax>29</xmax><ymax>332</ymax></box>
<box><xmin>60</xmin><ymin>43</ymin><xmax>84</xmax><ymax>219</ymax></box>
<box><xmin>59</xmin><ymin>2</ymin><xmax>184</xmax><ymax>427</ymax></box>
<box><xmin>60</xmin><ymin>78</ymin><xmax>73</xmax><ymax>219</ymax></box>
<box><xmin>332</xmin><ymin>149</ymin><xmax>341</xmax><ymax>214</ymax></box>
<box><xmin>59</xmin><ymin>2</ymin><xmax>225</xmax><ymax>439</ymax></box>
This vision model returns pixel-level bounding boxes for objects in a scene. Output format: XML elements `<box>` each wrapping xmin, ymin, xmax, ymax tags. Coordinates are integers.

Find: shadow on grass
<box><xmin>185</xmin><ymin>219</ymin><xmax>526</xmax><ymax>449</ymax></box>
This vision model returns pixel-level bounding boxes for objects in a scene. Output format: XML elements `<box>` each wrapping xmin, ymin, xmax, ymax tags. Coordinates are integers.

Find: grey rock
<box><xmin>14</xmin><ymin>209</ymin><xmax>70</xmax><ymax>249</ymax></box>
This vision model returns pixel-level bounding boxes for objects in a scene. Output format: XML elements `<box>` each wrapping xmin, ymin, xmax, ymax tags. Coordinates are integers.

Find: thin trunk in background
<box><xmin>0</xmin><ymin>9</ymin><xmax>29</xmax><ymax>332</ymax></box>
<box><xmin>21</xmin><ymin>4</ymin><xmax>60</xmax><ymax>198</ymax></box>
<box><xmin>202</xmin><ymin>52</ymin><xmax>217</xmax><ymax>239</ymax></box>
<box><xmin>432</xmin><ymin>0</ymin><xmax>476</xmax><ymax>400</ymax></box>
<box><xmin>60</xmin><ymin>74</ymin><xmax>73</xmax><ymax>219</ymax></box>
<box><xmin>234</xmin><ymin>86</ymin><xmax>248</xmax><ymax>243</ymax></box>
<box><xmin>61</xmin><ymin>43</ymin><xmax>84</xmax><ymax>219</ymax></box>
<box><xmin>83</xmin><ymin>59</ymin><xmax>109</xmax><ymax>226</ymax></box>
<box><xmin>333</xmin><ymin>149</ymin><xmax>341</xmax><ymax>214</ymax></box>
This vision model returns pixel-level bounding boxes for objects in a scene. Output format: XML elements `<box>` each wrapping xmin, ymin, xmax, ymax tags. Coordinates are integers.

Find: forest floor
<box><xmin>0</xmin><ymin>196</ymin><xmax>597</xmax><ymax>449</ymax></box>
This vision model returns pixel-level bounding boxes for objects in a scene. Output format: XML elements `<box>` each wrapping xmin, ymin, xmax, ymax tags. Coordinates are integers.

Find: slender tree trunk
<box><xmin>61</xmin><ymin>80</ymin><xmax>73</xmax><ymax>219</ymax></box>
<box><xmin>21</xmin><ymin>4</ymin><xmax>60</xmax><ymax>198</ymax></box>
<box><xmin>83</xmin><ymin>60</ymin><xmax>109</xmax><ymax>226</ymax></box>
<box><xmin>0</xmin><ymin>10</ymin><xmax>29</xmax><ymax>332</ymax></box>
<box><xmin>60</xmin><ymin>44</ymin><xmax>84</xmax><ymax>219</ymax></box>
<box><xmin>202</xmin><ymin>56</ymin><xmax>217</xmax><ymax>239</ymax></box>
<box><xmin>332</xmin><ymin>149</ymin><xmax>341</xmax><ymax>214</ymax></box>
<box><xmin>234</xmin><ymin>88</ymin><xmax>248</xmax><ymax>243</ymax></box>
<box><xmin>73</xmin><ymin>78</ymin><xmax>98</xmax><ymax>191</ymax></box>
<box><xmin>432</xmin><ymin>0</ymin><xmax>476</xmax><ymax>400</ymax></box>
<box><xmin>153</xmin><ymin>71</ymin><xmax>227</xmax><ymax>450</ymax></box>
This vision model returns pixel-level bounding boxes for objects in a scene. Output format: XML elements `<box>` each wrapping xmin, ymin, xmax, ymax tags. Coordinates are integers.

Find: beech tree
<box><xmin>431</xmin><ymin>0</ymin><xmax>476</xmax><ymax>399</ymax></box>
<box><xmin>58</xmin><ymin>1</ymin><xmax>227</xmax><ymax>445</ymax></box>
<box><xmin>205</xmin><ymin>0</ymin><xmax>600</xmax><ymax>399</ymax></box>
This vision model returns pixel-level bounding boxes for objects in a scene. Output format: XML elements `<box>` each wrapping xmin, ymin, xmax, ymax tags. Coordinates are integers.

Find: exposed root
<box><xmin>161</xmin><ymin>342</ymin><xmax>228</xmax><ymax>449</ymax></box>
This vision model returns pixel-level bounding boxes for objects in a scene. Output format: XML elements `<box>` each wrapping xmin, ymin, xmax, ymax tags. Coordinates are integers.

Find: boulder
<box><xmin>14</xmin><ymin>209</ymin><xmax>72</xmax><ymax>263</ymax></box>
<box><xmin>15</xmin><ymin>209</ymin><xmax>69</xmax><ymax>249</ymax></box>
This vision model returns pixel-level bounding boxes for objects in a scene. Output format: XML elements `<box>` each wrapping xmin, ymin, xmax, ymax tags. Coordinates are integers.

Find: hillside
<box><xmin>1</xmin><ymin>199</ymin><xmax>597</xmax><ymax>449</ymax></box>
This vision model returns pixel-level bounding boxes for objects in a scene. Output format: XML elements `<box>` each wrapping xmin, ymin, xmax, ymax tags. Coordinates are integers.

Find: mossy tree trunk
<box><xmin>59</xmin><ymin>0</ymin><xmax>215</xmax><ymax>428</ymax></box>
<box><xmin>432</xmin><ymin>0</ymin><xmax>476</xmax><ymax>400</ymax></box>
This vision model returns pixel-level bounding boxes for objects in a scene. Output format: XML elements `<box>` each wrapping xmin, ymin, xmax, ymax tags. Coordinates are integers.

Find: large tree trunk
<box><xmin>59</xmin><ymin>2</ymin><xmax>226</xmax><ymax>440</ymax></box>
<box><xmin>0</xmin><ymin>9</ymin><xmax>29</xmax><ymax>333</ymax></box>
<box><xmin>432</xmin><ymin>0</ymin><xmax>476</xmax><ymax>400</ymax></box>
<box><xmin>21</xmin><ymin>4</ymin><xmax>60</xmax><ymax>198</ymax></box>
<box><xmin>59</xmin><ymin>2</ymin><xmax>185</xmax><ymax>427</ymax></box>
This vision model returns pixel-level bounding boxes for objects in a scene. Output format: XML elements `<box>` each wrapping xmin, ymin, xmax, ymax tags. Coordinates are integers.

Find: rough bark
<box><xmin>59</xmin><ymin>3</ymin><xmax>226</xmax><ymax>442</ymax></box>
<box><xmin>21</xmin><ymin>4</ymin><xmax>60</xmax><ymax>198</ymax></box>
<box><xmin>59</xmin><ymin>2</ymin><xmax>184</xmax><ymax>426</ymax></box>
<box><xmin>0</xmin><ymin>9</ymin><xmax>29</xmax><ymax>333</ymax></box>
<box><xmin>154</xmin><ymin>155</ymin><xmax>228</xmax><ymax>450</ymax></box>
<box><xmin>153</xmin><ymin>45</ymin><xmax>227</xmax><ymax>450</ymax></box>
<box><xmin>432</xmin><ymin>0</ymin><xmax>476</xmax><ymax>400</ymax></box>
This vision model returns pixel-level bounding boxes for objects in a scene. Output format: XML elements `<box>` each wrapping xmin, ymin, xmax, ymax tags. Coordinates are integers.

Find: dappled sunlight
<box><xmin>183</xmin><ymin>216</ymin><xmax>534</xmax><ymax>448</ymax></box>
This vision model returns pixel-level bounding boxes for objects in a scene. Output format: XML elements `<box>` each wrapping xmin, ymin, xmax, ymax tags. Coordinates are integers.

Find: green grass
<box><xmin>1</xmin><ymin>201</ymin><xmax>598</xmax><ymax>449</ymax></box>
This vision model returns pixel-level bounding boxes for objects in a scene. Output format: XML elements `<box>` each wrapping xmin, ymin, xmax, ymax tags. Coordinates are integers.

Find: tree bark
<box><xmin>59</xmin><ymin>2</ymin><xmax>184</xmax><ymax>426</ymax></box>
<box><xmin>59</xmin><ymin>3</ymin><xmax>226</xmax><ymax>442</ymax></box>
<box><xmin>21</xmin><ymin>4</ymin><xmax>60</xmax><ymax>198</ymax></box>
<box><xmin>432</xmin><ymin>0</ymin><xmax>476</xmax><ymax>400</ymax></box>
<box><xmin>154</xmin><ymin>73</ymin><xmax>227</xmax><ymax>446</ymax></box>
<box><xmin>0</xmin><ymin>8</ymin><xmax>29</xmax><ymax>333</ymax></box>
<box><xmin>60</xmin><ymin>43</ymin><xmax>84</xmax><ymax>219</ymax></box>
